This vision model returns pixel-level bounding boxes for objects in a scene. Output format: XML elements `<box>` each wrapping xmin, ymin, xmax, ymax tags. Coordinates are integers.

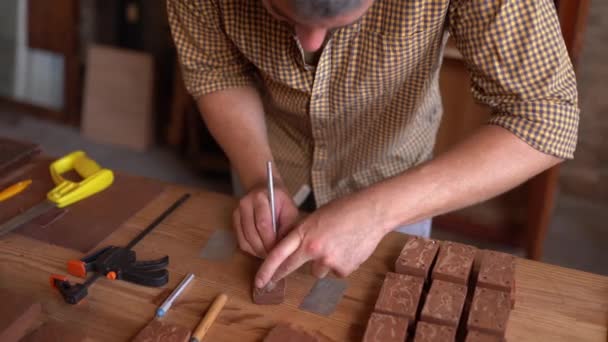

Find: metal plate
<box><xmin>299</xmin><ymin>277</ymin><xmax>348</xmax><ymax>316</ymax></box>
<box><xmin>0</xmin><ymin>200</ymin><xmax>53</xmax><ymax>236</ymax></box>
<box><xmin>199</xmin><ymin>229</ymin><xmax>237</xmax><ymax>261</ymax></box>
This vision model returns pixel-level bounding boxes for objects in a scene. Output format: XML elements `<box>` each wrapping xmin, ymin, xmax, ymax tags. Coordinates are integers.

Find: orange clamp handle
<box><xmin>49</xmin><ymin>274</ymin><xmax>68</xmax><ymax>289</ymax></box>
<box><xmin>67</xmin><ymin>260</ymin><xmax>87</xmax><ymax>278</ymax></box>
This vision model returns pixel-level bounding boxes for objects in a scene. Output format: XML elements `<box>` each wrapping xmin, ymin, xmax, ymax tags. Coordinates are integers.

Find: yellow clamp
<box><xmin>47</xmin><ymin>151</ymin><xmax>114</xmax><ymax>208</ymax></box>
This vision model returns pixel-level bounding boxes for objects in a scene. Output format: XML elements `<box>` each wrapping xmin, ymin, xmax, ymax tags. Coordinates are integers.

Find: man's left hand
<box><xmin>254</xmin><ymin>190</ymin><xmax>390</xmax><ymax>289</ymax></box>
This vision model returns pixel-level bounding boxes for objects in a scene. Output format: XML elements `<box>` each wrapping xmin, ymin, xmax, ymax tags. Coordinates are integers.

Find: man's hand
<box><xmin>233</xmin><ymin>184</ymin><xmax>299</xmax><ymax>258</ymax></box>
<box><xmin>253</xmin><ymin>127</ymin><xmax>562</xmax><ymax>289</ymax></box>
<box><xmin>254</xmin><ymin>190</ymin><xmax>390</xmax><ymax>288</ymax></box>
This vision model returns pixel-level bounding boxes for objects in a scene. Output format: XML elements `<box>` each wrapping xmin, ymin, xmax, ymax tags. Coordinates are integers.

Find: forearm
<box><xmin>368</xmin><ymin>125</ymin><xmax>562</xmax><ymax>233</ymax></box>
<box><xmin>197</xmin><ymin>87</ymin><xmax>279</xmax><ymax>191</ymax></box>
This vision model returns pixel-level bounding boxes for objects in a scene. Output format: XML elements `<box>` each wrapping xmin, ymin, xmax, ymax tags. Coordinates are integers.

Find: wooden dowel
<box><xmin>190</xmin><ymin>293</ymin><xmax>228</xmax><ymax>342</ymax></box>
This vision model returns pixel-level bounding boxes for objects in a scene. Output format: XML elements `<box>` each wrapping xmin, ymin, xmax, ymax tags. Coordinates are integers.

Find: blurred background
<box><xmin>0</xmin><ymin>1</ymin><xmax>604</xmax><ymax>275</ymax></box>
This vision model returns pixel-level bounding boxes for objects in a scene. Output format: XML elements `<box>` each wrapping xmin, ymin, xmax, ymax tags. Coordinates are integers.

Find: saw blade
<box><xmin>0</xmin><ymin>201</ymin><xmax>55</xmax><ymax>237</ymax></box>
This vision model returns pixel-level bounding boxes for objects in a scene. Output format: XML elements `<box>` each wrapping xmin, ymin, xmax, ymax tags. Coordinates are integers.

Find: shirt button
<box><xmin>312</xmin><ymin>94</ymin><xmax>321</xmax><ymax>100</ymax></box>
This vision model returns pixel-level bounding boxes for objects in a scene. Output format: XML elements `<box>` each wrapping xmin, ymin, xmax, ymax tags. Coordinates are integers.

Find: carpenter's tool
<box><xmin>156</xmin><ymin>273</ymin><xmax>195</xmax><ymax>318</ymax></box>
<box><xmin>50</xmin><ymin>193</ymin><xmax>191</xmax><ymax>305</ymax></box>
<box><xmin>0</xmin><ymin>151</ymin><xmax>114</xmax><ymax>236</ymax></box>
<box><xmin>0</xmin><ymin>179</ymin><xmax>32</xmax><ymax>202</ymax></box>
<box><xmin>266</xmin><ymin>161</ymin><xmax>276</xmax><ymax>234</ymax></box>
<box><xmin>190</xmin><ymin>293</ymin><xmax>228</xmax><ymax>342</ymax></box>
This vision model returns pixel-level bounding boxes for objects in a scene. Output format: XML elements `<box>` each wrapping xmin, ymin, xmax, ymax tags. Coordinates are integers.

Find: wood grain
<box><xmin>0</xmin><ymin>186</ymin><xmax>606</xmax><ymax>341</ymax></box>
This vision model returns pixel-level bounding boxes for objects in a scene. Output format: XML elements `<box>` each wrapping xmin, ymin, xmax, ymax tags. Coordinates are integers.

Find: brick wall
<box><xmin>560</xmin><ymin>0</ymin><xmax>608</xmax><ymax>203</ymax></box>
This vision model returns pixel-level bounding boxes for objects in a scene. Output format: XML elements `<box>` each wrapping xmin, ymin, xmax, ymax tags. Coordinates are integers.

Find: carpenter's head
<box><xmin>263</xmin><ymin>0</ymin><xmax>374</xmax><ymax>51</ymax></box>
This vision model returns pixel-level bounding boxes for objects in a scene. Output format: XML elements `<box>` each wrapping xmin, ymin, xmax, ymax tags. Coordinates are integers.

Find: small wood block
<box><xmin>21</xmin><ymin>320</ymin><xmax>93</xmax><ymax>342</ymax></box>
<box><xmin>420</xmin><ymin>280</ymin><xmax>467</xmax><ymax>327</ymax></box>
<box><xmin>465</xmin><ymin>330</ymin><xmax>504</xmax><ymax>342</ymax></box>
<box><xmin>432</xmin><ymin>242</ymin><xmax>477</xmax><ymax>285</ymax></box>
<box><xmin>253</xmin><ymin>278</ymin><xmax>285</xmax><ymax>305</ymax></box>
<box><xmin>477</xmin><ymin>250</ymin><xmax>515</xmax><ymax>293</ymax></box>
<box><xmin>374</xmin><ymin>272</ymin><xmax>424</xmax><ymax>322</ymax></box>
<box><xmin>395</xmin><ymin>237</ymin><xmax>439</xmax><ymax>279</ymax></box>
<box><xmin>362</xmin><ymin>312</ymin><xmax>408</xmax><ymax>342</ymax></box>
<box><xmin>413</xmin><ymin>321</ymin><xmax>456</xmax><ymax>342</ymax></box>
<box><xmin>264</xmin><ymin>323</ymin><xmax>319</xmax><ymax>342</ymax></box>
<box><xmin>0</xmin><ymin>290</ymin><xmax>42</xmax><ymax>342</ymax></box>
<box><xmin>131</xmin><ymin>319</ymin><xmax>191</xmax><ymax>342</ymax></box>
<box><xmin>467</xmin><ymin>287</ymin><xmax>511</xmax><ymax>337</ymax></box>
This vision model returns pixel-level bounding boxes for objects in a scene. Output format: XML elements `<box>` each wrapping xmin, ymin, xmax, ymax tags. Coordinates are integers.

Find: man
<box><xmin>167</xmin><ymin>0</ymin><xmax>579</xmax><ymax>289</ymax></box>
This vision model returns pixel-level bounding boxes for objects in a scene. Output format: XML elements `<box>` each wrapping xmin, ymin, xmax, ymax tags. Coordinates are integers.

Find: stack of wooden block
<box><xmin>363</xmin><ymin>237</ymin><xmax>515</xmax><ymax>342</ymax></box>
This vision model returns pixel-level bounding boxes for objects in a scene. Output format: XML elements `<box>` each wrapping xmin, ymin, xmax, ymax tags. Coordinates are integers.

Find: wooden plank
<box><xmin>0</xmin><ymin>185</ymin><xmax>606</xmax><ymax>341</ymax></box>
<box><xmin>81</xmin><ymin>45</ymin><xmax>155</xmax><ymax>151</ymax></box>
<box><xmin>0</xmin><ymin>289</ymin><xmax>42</xmax><ymax>342</ymax></box>
<box><xmin>0</xmin><ymin>159</ymin><xmax>165</xmax><ymax>253</ymax></box>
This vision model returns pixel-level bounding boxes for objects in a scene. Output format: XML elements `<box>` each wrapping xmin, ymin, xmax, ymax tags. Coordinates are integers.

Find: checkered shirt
<box><xmin>167</xmin><ymin>0</ymin><xmax>579</xmax><ymax>206</ymax></box>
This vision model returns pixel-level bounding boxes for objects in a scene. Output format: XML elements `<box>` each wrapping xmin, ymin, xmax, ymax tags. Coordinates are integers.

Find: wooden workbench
<box><xmin>0</xmin><ymin>186</ymin><xmax>607</xmax><ymax>341</ymax></box>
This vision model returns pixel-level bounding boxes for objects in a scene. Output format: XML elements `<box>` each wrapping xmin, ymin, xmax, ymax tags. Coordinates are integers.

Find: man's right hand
<box><xmin>233</xmin><ymin>184</ymin><xmax>300</xmax><ymax>258</ymax></box>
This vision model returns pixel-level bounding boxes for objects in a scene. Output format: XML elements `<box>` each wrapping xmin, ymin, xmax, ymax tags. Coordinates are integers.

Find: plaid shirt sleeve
<box><xmin>448</xmin><ymin>0</ymin><xmax>580</xmax><ymax>158</ymax></box>
<box><xmin>166</xmin><ymin>0</ymin><xmax>254</xmax><ymax>99</ymax></box>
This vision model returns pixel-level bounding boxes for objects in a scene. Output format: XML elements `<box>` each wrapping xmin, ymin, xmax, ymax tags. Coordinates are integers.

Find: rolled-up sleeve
<box><xmin>167</xmin><ymin>0</ymin><xmax>254</xmax><ymax>99</ymax></box>
<box><xmin>448</xmin><ymin>0</ymin><xmax>580</xmax><ymax>158</ymax></box>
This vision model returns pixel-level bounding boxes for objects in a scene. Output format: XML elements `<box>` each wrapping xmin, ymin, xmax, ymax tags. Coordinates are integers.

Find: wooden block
<box><xmin>420</xmin><ymin>280</ymin><xmax>467</xmax><ymax>327</ymax></box>
<box><xmin>263</xmin><ymin>323</ymin><xmax>319</xmax><ymax>342</ymax></box>
<box><xmin>465</xmin><ymin>330</ymin><xmax>504</xmax><ymax>342</ymax></box>
<box><xmin>82</xmin><ymin>45</ymin><xmax>155</xmax><ymax>151</ymax></box>
<box><xmin>413</xmin><ymin>321</ymin><xmax>456</xmax><ymax>342</ymax></box>
<box><xmin>395</xmin><ymin>236</ymin><xmax>439</xmax><ymax>279</ymax></box>
<box><xmin>467</xmin><ymin>287</ymin><xmax>511</xmax><ymax>338</ymax></box>
<box><xmin>374</xmin><ymin>272</ymin><xmax>423</xmax><ymax>322</ymax></box>
<box><xmin>253</xmin><ymin>278</ymin><xmax>285</xmax><ymax>305</ymax></box>
<box><xmin>131</xmin><ymin>319</ymin><xmax>191</xmax><ymax>342</ymax></box>
<box><xmin>21</xmin><ymin>320</ymin><xmax>93</xmax><ymax>342</ymax></box>
<box><xmin>362</xmin><ymin>312</ymin><xmax>408</xmax><ymax>342</ymax></box>
<box><xmin>0</xmin><ymin>290</ymin><xmax>42</xmax><ymax>342</ymax></box>
<box><xmin>477</xmin><ymin>250</ymin><xmax>515</xmax><ymax>293</ymax></box>
<box><xmin>432</xmin><ymin>242</ymin><xmax>477</xmax><ymax>285</ymax></box>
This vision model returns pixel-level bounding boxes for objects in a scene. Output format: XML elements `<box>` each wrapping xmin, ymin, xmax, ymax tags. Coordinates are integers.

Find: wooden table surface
<box><xmin>0</xmin><ymin>186</ymin><xmax>607</xmax><ymax>341</ymax></box>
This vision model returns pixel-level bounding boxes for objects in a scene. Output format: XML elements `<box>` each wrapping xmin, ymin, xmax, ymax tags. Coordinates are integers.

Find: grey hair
<box><xmin>290</xmin><ymin>0</ymin><xmax>364</xmax><ymax>20</ymax></box>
